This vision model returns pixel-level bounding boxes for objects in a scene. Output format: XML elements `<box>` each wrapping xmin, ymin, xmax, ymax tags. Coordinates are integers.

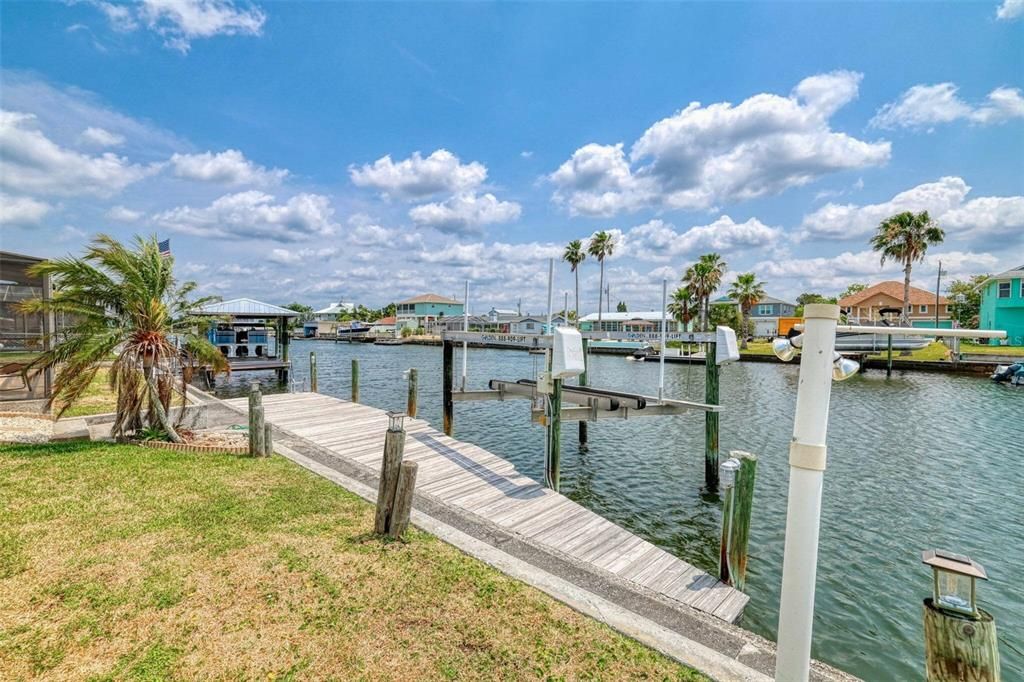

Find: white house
<box><xmin>508</xmin><ymin>315</ymin><xmax>568</xmax><ymax>335</ymax></box>
<box><xmin>578</xmin><ymin>311</ymin><xmax>682</xmax><ymax>333</ymax></box>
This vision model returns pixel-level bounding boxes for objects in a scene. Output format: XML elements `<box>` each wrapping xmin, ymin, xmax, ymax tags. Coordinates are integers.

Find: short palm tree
<box><xmin>587</xmin><ymin>231</ymin><xmax>615</xmax><ymax>324</ymax></box>
<box><xmin>21</xmin><ymin>235</ymin><xmax>226</xmax><ymax>441</ymax></box>
<box><xmin>667</xmin><ymin>286</ymin><xmax>696</xmax><ymax>331</ymax></box>
<box><xmin>870</xmin><ymin>211</ymin><xmax>945</xmax><ymax>323</ymax></box>
<box><xmin>727</xmin><ymin>272</ymin><xmax>766</xmax><ymax>349</ymax></box>
<box><xmin>562</xmin><ymin>240</ymin><xmax>586</xmax><ymax>327</ymax></box>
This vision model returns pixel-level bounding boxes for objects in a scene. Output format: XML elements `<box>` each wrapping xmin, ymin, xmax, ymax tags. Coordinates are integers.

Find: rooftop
<box><xmin>980</xmin><ymin>265</ymin><xmax>1024</xmax><ymax>288</ymax></box>
<box><xmin>838</xmin><ymin>281</ymin><xmax>948</xmax><ymax>307</ymax></box>
<box><xmin>398</xmin><ymin>293</ymin><xmax>462</xmax><ymax>305</ymax></box>
<box><xmin>578</xmin><ymin>311</ymin><xmax>669</xmax><ymax>322</ymax></box>
<box><xmin>193</xmin><ymin>297</ymin><xmax>299</xmax><ymax>317</ymax></box>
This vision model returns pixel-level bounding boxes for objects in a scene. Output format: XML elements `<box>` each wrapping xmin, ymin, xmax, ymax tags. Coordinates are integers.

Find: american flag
<box><xmin>158</xmin><ymin>239</ymin><xmax>171</xmax><ymax>257</ymax></box>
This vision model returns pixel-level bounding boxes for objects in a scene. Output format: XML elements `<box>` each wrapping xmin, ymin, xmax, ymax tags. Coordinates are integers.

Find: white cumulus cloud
<box><xmin>106</xmin><ymin>205</ymin><xmax>144</xmax><ymax>222</ymax></box>
<box><xmin>79</xmin><ymin>126</ymin><xmax>125</xmax><ymax>147</ymax></box>
<box><xmin>624</xmin><ymin>216</ymin><xmax>783</xmax><ymax>262</ymax></box>
<box><xmin>797</xmin><ymin>176</ymin><xmax>1024</xmax><ymax>242</ymax></box>
<box><xmin>349</xmin><ymin>149</ymin><xmax>487</xmax><ymax>200</ymax></box>
<box><xmin>0</xmin><ymin>110</ymin><xmax>156</xmax><ymax>197</ymax></box>
<box><xmin>0</xmin><ymin>193</ymin><xmax>52</xmax><ymax>226</ymax></box>
<box><xmin>550</xmin><ymin>71</ymin><xmax>890</xmax><ymax>216</ymax></box>
<box><xmin>152</xmin><ymin>190</ymin><xmax>338</xmax><ymax>241</ymax></box>
<box><xmin>408</xmin><ymin>192</ymin><xmax>521</xmax><ymax>234</ymax></box>
<box><xmin>871</xmin><ymin>83</ymin><xmax>1024</xmax><ymax>130</ymax></box>
<box><xmin>88</xmin><ymin>0</ymin><xmax>267</xmax><ymax>53</ymax></box>
<box><xmin>169</xmin><ymin>149</ymin><xmax>288</xmax><ymax>185</ymax></box>
<box><xmin>997</xmin><ymin>0</ymin><xmax>1024</xmax><ymax>20</ymax></box>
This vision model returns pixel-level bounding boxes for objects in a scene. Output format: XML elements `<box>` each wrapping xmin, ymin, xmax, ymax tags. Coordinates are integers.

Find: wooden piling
<box><xmin>388</xmin><ymin>461</ymin><xmax>419</xmax><ymax>540</ymax></box>
<box><xmin>406</xmin><ymin>368</ymin><xmax>418</xmax><ymax>418</ymax></box>
<box><xmin>548</xmin><ymin>378</ymin><xmax>562</xmax><ymax>491</ymax></box>
<box><xmin>250</xmin><ymin>405</ymin><xmax>265</xmax><ymax>457</ymax></box>
<box><xmin>310</xmin><ymin>351</ymin><xmax>318</xmax><ymax>392</ymax></box>
<box><xmin>263</xmin><ymin>423</ymin><xmax>273</xmax><ymax>457</ymax></box>
<box><xmin>886</xmin><ymin>334</ymin><xmax>894</xmax><ymax>378</ymax></box>
<box><xmin>578</xmin><ymin>338</ymin><xmax>588</xmax><ymax>448</ymax></box>
<box><xmin>351</xmin><ymin>358</ymin><xmax>359</xmax><ymax>403</ymax></box>
<box><xmin>374</xmin><ymin>426</ymin><xmax>406</xmax><ymax>534</ymax></box>
<box><xmin>248</xmin><ymin>383</ymin><xmax>263</xmax><ymax>458</ymax></box>
<box><xmin>719</xmin><ymin>451</ymin><xmax>756</xmax><ymax>590</ymax></box>
<box><xmin>442</xmin><ymin>340</ymin><xmax>454</xmax><ymax>436</ymax></box>
<box><xmin>705</xmin><ymin>342</ymin><xmax>719</xmax><ymax>489</ymax></box>
<box><xmin>923</xmin><ymin>600</ymin><xmax>1000</xmax><ymax>682</ymax></box>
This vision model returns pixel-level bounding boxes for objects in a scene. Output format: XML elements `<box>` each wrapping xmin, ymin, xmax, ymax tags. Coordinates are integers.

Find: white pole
<box><xmin>546</xmin><ymin>259</ymin><xmax>554</xmax><ymax>334</ymax></box>
<box><xmin>775</xmin><ymin>303</ymin><xmax>840</xmax><ymax>682</ymax></box>
<box><xmin>659</xmin><ymin>278</ymin><xmax>667</xmax><ymax>401</ymax></box>
<box><xmin>461</xmin><ymin>280</ymin><xmax>468</xmax><ymax>391</ymax></box>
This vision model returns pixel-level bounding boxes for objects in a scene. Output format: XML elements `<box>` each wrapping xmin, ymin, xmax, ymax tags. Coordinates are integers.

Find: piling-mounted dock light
<box><xmin>922</xmin><ymin>549</ymin><xmax>988</xmax><ymax>618</ymax></box>
<box><xmin>719</xmin><ymin>457</ymin><xmax>740</xmax><ymax>489</ymax></box>
<box><xmin>387</xmin><ymin>411</ymin><xmax>406</xmax><ymax>432</ymax></box>
<box><xmin>772</xmin><ymin>334</ymin><xmax>860</xmax><ymax>380</ymax></box>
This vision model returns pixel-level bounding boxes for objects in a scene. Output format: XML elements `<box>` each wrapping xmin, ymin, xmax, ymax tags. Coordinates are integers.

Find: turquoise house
<box><xmin>979</xmin><ymin>265</ymin><xmax>1024</xmax><ymax>346</ymax></box>
<box><xmin>396</xmin><ymin>293</ymin><xmax>464</xmax><ymax>330</ymax></box>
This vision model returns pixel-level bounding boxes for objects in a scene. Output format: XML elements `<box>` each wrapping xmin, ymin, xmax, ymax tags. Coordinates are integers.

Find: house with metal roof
<box><xmin>577</xmin><ymin>311</ymin><xmax>681</xmax><ymax>333</ymax></box>
<box><xmin>979</xmin><ymin>265</ymin><xmax>1024</xmax><ymax>346</ymax></box>
<box><xmin>396</xmin><ymin>293</ymin><xmax>464</xmax><ymax>331</ymax></box>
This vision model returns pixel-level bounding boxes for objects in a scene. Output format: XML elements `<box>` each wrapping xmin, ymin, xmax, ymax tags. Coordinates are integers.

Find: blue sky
<box><xmin>2</xmin><ymin>0</ymin><xmax>1022</xmax><ymax>313</ymax></box>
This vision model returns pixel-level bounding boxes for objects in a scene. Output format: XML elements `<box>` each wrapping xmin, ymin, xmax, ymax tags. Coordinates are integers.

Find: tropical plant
<box><xmin>727</xmin><ymin>273</ymin><xmax>766</xmax><ymax>349</ymax></box>
<box><xmin>616</xmin><ymin>301</ymin><xmax>627</xmax><ymax>313</ymax></box>
<box><xmin>947</xmin><ymin>274</ymin><xmax>989</xmax><ymax>328</ymax></box>
<box><xmin>587</xmin><ymin>231</ymin><xmax>615</xmax><ymax>323</ymax></box>
<box><xmin>562</xmin><ymin>240</ymin><xmax>586</xmax><ymax>327</ymax></box>
<box><xmin>683</xmin><ymin>253</ymin><xmax>727</xmax><ymax>331</ymax></box>
<box><xmin>870</xmin><ymin>211</ymin><xmax>945</xmax><ymax>322</ymax></box>
<box><xmin>838</xmin><ymin>283</ymin><xmax>868</xmax><ymax>300</ymax></box>
<box><xmin>20</xmin><ymin>235</ymin><xmax>226</xmax><ymax>442</ymax></box>
<box><xmin>667</xmin><ymin>286</ymin><xmax>696</xmax><ymax>331</ymax></box>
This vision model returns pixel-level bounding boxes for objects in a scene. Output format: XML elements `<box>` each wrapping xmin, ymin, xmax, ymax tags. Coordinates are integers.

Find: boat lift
<box><xmin>440</xmin><ymin>272</ymin><xmax>740</xmax><ymax>491</ymax></box>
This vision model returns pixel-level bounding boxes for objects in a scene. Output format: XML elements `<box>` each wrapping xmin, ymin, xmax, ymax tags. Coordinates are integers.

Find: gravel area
<box><xmin>188</xmin><ymin>431</ymin><xmax>247</xmax><ymax>448</ymax></box>
<box><xmin>0</xmin><ymin>414</ymin><xmax>54</xmax><ymax>443</ymax></box>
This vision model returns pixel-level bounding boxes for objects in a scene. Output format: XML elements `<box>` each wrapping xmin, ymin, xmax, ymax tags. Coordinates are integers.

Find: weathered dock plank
<box><xmin>224</xmin><ymin>392</ymin><xmax>748</xmax><ymax>622</ymax></box>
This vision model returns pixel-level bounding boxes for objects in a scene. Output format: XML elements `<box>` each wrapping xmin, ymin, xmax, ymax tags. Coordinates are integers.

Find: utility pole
<box><xmin>605</xmin><ymin>283</ymin><xmax>611</xmax><ymax>314</ymax></box>
<box><xmin>935</xmin><ymin>261</ymin><xmax>946</xmax><ymax>330</ymax></box>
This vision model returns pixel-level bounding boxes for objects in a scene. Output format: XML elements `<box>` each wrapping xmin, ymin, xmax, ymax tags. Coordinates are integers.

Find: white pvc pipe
<box><xmin>462</xmin><ymin>280</ymin><xmax>468</xmax><ymax>391</ymax></box>
<box><xmin>659</xmin><ymin>278</ymin><xmax>667</xmax><ymax>400</ymax></box>
<box><xmin>546</xmin><ymin>258</ymin><xmax>554</xmax><ymax>334</ymax></box>
<box><xmin>775</xmin><ymin>304</ymin><xmax>839</xmax><ymax>682</ymax></box>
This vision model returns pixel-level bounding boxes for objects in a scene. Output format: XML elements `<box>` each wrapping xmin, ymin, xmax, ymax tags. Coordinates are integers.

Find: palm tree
<box><xmin>20</xmin><ymin>235</ymin><xmax>226</xmax><ymax>442</ymax></box>
<box><xmin>870</xmin><ymin>211</ymin><xmax>945</xmax><ymax>323</ymax></box>
<box><xmin>667</xmin><ymin>286</ymin><xmax>696</xmax><ymax>331</ymax></box>
<box><xmin>562</xmin><ymin>240</ymin><xmax>586</xmax><ymax>327</ymax></box>
<box><xmin>727</xmin><ymin>272</ymin><xmax>766</xmax><ymax>349</ymax></box>
<box><xmin>683</xmin><ymin>253</ymin><xmax>727</xmax><ymax>330</ymax></box>
<box><xmin>587</xmin><ymin>231</ymin><xmax>615</xmax><ymax>324</ymax></box>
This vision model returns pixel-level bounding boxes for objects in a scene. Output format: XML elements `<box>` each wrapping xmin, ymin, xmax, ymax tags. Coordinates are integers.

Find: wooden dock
<box><xmin>223</xmin><ymin>392</ymin><xmax>749</xmax><ymax>623</ymax></box>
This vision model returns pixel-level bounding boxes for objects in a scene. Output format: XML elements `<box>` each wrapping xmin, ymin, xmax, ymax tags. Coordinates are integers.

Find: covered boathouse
<box><xmin>192</xmin><ymin>298</ymin><xmax>299</xmax><ymax>382</ymax></box>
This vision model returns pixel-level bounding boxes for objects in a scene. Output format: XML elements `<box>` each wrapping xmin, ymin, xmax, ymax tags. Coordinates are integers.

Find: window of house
<box><xmin>1020</xmin><ymin>281</ymin><xmax>1024</xmax><ymax>298</ymax></box>
<box><xmin>919</xmin><ymin>305</ymin><xmax>927</xmax><ymax>313</ymax></box>
<box><xmin>998</xmin><ymin>282</ymin><xmax>1011</xmax><ymax>298</ymax></box>
<box><xmin>758</xmin><ymin>304</ymin><xmax>773</xmax><ymax>315</ymax></box>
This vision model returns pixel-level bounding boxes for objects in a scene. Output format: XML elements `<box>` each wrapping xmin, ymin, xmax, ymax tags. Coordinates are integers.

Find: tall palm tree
<box><xmin>562</xmin><ymin>240</ymin><xmax>586</xmax><ymax>327</ymax></box>
<box><xmin>587</xmin><ymin>231</ymin><xmax>615</xmax><ymax>324</ymax></box>
<box><xmin>727</xmin><ymin>272</ymin><xmax>766</xmax><ymax>349</ymax></box>
<box><xmin>683</xmin><ymin>253</ymin><xmax>727</xmax><ymax>331</ymax></box>
<box><xmin>667</xmin><ymin>286</ymin><xmax>696</xmax><ymax>331</ymax></box>
<box><xmin>21</xmin><ymin>235</ymin><xmax>226</xmax><ymax>442</ymax></box>
<box><xmin>870</xmin><ymin>211</ymin><xmax>945</xmax><ymax>323</ymax></box>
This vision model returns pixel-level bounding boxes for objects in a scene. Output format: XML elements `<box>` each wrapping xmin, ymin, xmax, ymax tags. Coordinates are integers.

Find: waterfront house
<box><xmin>978</xmin><ymin>265</ymin><xmax>1024</xmax><ymax>346</ymax></box>
<box><xmin>396</xmin><ymin>293</ymin><xmax>464</xmax><ymax>331</ymax></box>
<box><xmin>578</xmin><ymin>311</ymin><xmax>682</xmax><ymax>333</ymax></box>
<box><xmin>838</xmin><ymin>281</ymin><xmax>951</xmax><ymax>327</ymax></box>
<box><xmin>486</xmin><ymin>307</ymin><xmax>519</xmax><ymax>322</ymax></box>
<box><xmin>314</xmin><ymin>300</ymin><xmax>356</xmax><ymax>337</ymax></box>
<box><xmin>713</xmin><ymin>294</ymin><xmax>796</xmax><ymax>338</ymax></box>
<box><xmin>369</xmin><ymin>315</ymin><xmax>398</xmax><ymax>338</ymax></box>
<box><xmin>508</xmin><ymin>315</ymin><xmax>568</xmax><ymax>335</ymax></box>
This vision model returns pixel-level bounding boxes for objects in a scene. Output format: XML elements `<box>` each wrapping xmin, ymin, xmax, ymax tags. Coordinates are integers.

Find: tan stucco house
<box><xmin>838</xmin><ymin>281</ymin><xmax>951</xmax><ymax>327</ymax></box>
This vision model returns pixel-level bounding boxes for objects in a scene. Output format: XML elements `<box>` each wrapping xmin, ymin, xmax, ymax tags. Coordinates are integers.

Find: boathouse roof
<box><xmin>578</xmin><ymin>311</ymin><xmax>668</xmax><ymax>322</ymax></box>
<box><xmin>192</xmin><ymin>298</ymin><xmax>299</xmax><ymax>317</ymax></box>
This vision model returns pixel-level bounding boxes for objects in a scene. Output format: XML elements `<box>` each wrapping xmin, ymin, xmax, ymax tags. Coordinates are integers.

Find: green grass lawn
<box><xmin>0</xmin><ymin>441</ymin><xmax>706</xmax><ymax>681</ymax></box>
<box><xmin>741</xmin><ymin>340</ymin><xmax>1021</xmax><ymax>362</ymax></box>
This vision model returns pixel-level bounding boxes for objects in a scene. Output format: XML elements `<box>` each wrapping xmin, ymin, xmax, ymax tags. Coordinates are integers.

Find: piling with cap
<box><xmin>351</xmin><ymin>358</ymin><xmax>360</xmax><ymax>402</ymax></box>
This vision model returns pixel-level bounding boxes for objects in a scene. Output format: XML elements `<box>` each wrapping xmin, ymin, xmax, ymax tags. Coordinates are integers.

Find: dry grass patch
<box><xmin>0</xmin><ymin>441</ymin><xmax>706</xmax><ymax>681</ymax></box>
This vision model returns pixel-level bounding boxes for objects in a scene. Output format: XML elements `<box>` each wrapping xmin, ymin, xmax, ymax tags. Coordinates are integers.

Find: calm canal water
<box><xmin>213</xmin><ymin>340</ymin><xmax>1023</xmax><ymax>681</ymax></box>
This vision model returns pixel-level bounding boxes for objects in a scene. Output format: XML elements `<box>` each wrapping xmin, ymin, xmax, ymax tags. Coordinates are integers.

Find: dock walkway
<box><xmin>224</xmin><ymin>392</ymin><xmax>748</xmax><ymax>622</ymax></box>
